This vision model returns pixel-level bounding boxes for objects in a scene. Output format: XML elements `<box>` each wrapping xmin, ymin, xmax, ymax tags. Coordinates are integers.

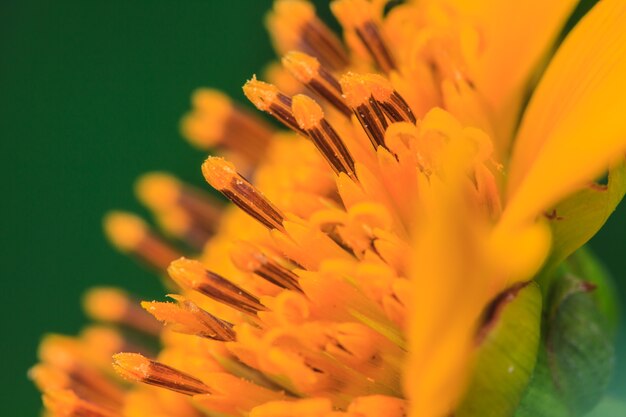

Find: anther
<box><xmin>331</xmin><ymin>0</ymin><xmax>396</xmax><ymax>73</ymax></box>
<box><xmin>340</xmin><ymin>72</ymin><xmax>389</xmax><ymax>151</ymax></box>
<box><xmin>112</xmin><ymin>353</ymin><xmax>211</xmax><ymax>396</ymax></box>
<box><xmin>365</xmin><ymin>74</ymin><xmax>416</xmax><ymax>124</ymax></box>
<box><xmin>168</xmin><ymin>257</ymin><xmax>267</xmax><ymax>316</ymax></box>
<box><xmin>243</xmin><ymin>76</ymin><xmax>304</xmax><ymax>135</ymax></box>
<box><xmin>42</xmin><ymin>389</ymin><xmax>121</xmax><ymax>417</ymax></box>
<box><xmin>282</xmin><ymin>51</ymin><xmax>351</xmax><ymax>117</ymax></box>
<box><xmin>267</xmin><ymin>0</ymin><xmax>349</xmax><ymax>71</ymax></box>
<box><xmin>181</xmin><ymin>89</ymin><xmax>274</xmax><ymax>167</ymax></box>
<box><xmin>103</xmin><ymin>211</ymin><xmax>183</xmax><ymax>272</ymax></box>
<box><xmin>202</xmin><ymin>157</ymin><xmax>285</xmax><ymax>231</ymax></box>
<box><xmin>136</xmin><ymin>172</ymin><xmax>222</xmax><ymax>232</ymax></box>
<box><xmin>291</xmin><ymin>94</ymin><xmax>358</xmax><ymax>180</ymax></box>
<box><xmin>141</xmin><ymin>295</ymin><xmax>235</xmax><ymax>341</ymax></box>
<box><xmin>230</xmin><ymin>241</ymin><xmax>302</xmax><ymax>292</ymax></box>
<box><xmin>82</xmin><ymin>287</ymin><xmax>162</xmax><ymax>336</ymax></box>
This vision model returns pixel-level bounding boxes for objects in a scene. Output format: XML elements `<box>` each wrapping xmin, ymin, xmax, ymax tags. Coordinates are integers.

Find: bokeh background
<box><xmin>0</xmin><ymin>0</ymin><xmax>623</xmax><ymax>415</ymax></box>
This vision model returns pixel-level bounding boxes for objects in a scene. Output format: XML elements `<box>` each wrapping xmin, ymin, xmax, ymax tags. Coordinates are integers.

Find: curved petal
<box><xmin>428</xmin><ymin>0</ymin><xmax>576</xmax><ymax>152</ymax></box>
<box><xmin>505</xmin><ymin>0</ymin><xmax>626</xmax><ymax>227</ymax></box>
<box><xmin>405</xmin><ymin>175</ymin><xmax>494</xmax><ymax>417</ymax></box>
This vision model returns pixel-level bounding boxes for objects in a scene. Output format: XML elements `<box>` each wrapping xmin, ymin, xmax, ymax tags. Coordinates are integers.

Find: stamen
<box><xmin>243</xmin><ymin>76</ymin><xmax>304</xmax><ymax>135</ymax></box>
<box><xmin>155</xmin><ymin>209</ymin><xmax>211</xmax><ymax>251</ymax></box>
<box><xmin>230</xmin><ymin>241</ymin><xmax>302</xmax><ymax>292</ymax></box>
<box><xmin>340</xmin><ymin>72</ymin><xmax>389</xmax><ymax>150</ymax></box>
<box><xmin>136</xmin><ymin>172</ymin><xmax>222</xmax><ymax>233</ymax></box>
<box><xmin>82</xmin><ymin>287</ymin><xmax>162</xmax><ymax>336</ymax></box>
<box><xmin>38</xmin><ymin>336</ymin><xmax>124</xmax><ymax>403</ymax></box>
<box><xmin>202</xmin><ymin>157</ymin><xmax>285</xmax><ymax>231</ymax></box>
<box><xmin>103</xmin><ymin>211</ymin><xmax>183</xmax><ymax>271</ymax></box>
<box><xmin>181</xmin><ymin>89</ymin><xmax>274</xmax><ymax>166</ymax></box>
<box><xmin>291</xmin><ymin>94</ymin><xmax>358</xmax><ymax>180</ymax></box>
<box><xmin>29</xmin><ymin>364</ymin><xmax>71</xmax><ymax>393</ymax></box>
<box><xmin>42</xmin><ymin>389</ymin><xmax>120</xmax><ymax>417</ymax></box>
<box><xmin>141</xmin><ymin>295</ymin><xmax>235</xmax><ymax>341</ymax></box>
<box><xmin>331</xmin><ymin>0</ymin><xmax>396</xmax><ymax>73</ymax></box>
<box><xmin>81</xmin><ymin>326</ymin><xmax>149</xmax><ymax>368</ymax></box>
<box><xmin>112</xmin><ymin>353</ymin><xmax>211</xmax><ymax>396</ymax></box>
<box><xmin>282</xmin><ymin>51</ymin><xmax>351</xmax><ymax>117</ymax></box>
<box><xmin>30</xmin><ymin>361</ymin><xmax>124</xmax><ymax>409</ymax></box>
<box><xmin>365</xmin><ymin>74</ymin><xmax>416</xmax><ymax>124</ymax></box>
<box><xmin>168</xmin><ymin>257</ymin><xmax>267</xmax><ymax>316</ymax></box>
<box><xmin>267</xmin><ymin>0</ymin><xmax>349</xmax><ymax>71</ymax></box>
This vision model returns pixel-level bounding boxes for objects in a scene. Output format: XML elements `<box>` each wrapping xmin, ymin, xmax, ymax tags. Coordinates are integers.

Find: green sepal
<box><xmin>587</xmin><ymin>396</ymin><xmax>626</xmax><ymax>417</ymax></box>
<box><xmin>457</xmin><ymin>282</ymin><xmax>542</xmax><ymax>417</ymax></box>
<box><xmin>543</xmin><ymin>161</ymin><xmax>626</xmax><ymax>272</ymax></box>
<box><xmin>562</xmin><ymin>247</ymin><xmax>620</xmax><ymax>333</ymax></box>
<box><xmin>515</xmin><ymin>273</ymin><xmax>615</xmax><ymax>417</ymax></box>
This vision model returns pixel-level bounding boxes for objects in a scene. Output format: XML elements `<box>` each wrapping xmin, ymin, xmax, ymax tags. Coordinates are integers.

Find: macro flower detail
<box><xmin>30</xmin><ymin>1</ymin><xmax>626</xmax><ymax>417</ymax></box>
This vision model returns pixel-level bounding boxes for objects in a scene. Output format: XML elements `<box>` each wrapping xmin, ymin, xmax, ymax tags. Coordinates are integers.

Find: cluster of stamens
<box><xmin>31</xmin><ymin>1</ymin><xmax>500</xmax><ymax>416</ymax></box>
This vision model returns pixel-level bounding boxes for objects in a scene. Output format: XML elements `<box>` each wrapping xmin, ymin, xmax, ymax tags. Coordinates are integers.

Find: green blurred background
<box><xmin>0</xmin><ymin>0</ymin><xmax>623</xmax><ymax>415</ymax></box>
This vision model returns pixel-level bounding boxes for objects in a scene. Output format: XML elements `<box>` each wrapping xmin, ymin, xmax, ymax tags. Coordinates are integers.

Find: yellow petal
<box><xmin>405</xmin><ymin>175</ymin><xmax>493</xmax><ymax>417</ymax></box>
<box><xmin>432</xmin><ymin>0</ymin><xmax>576</xmax><ymax>152</ymax></box>
<box><xmin>505</xmin><ymin>0</ymin><xmax>626</xmax><ymax>227</ymax></box>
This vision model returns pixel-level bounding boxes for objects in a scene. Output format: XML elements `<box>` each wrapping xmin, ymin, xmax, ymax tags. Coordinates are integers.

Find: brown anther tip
<box><xmin>243</xmin><ymin>76</ymin><xmax>279</xmax><ymax>111</ymax></box>
<box><xmin>292</xmin><ymin>94</ymin><xmax>324</xmax><ymax>130</ymax></box>
<box><xmin>103</xmin><ymin>211</ymin><xmax>148</xmax><ymax>252</ymax></box>
<box><xmin>201</xmin><ymin>156</ymin><xmax>238</xmax><ymax>191</ymax></box>
<box><xmin>340</xmin><ymin>72</ymin><xmax>373</xmax><ymax>108</ymax></box>
<box><xmin>282</xmin><ymin>51</ymin><xmax>320</xmax><ymax>83</ymax></box>
<box><xmin>135</xmin><ymin>172</ymin><xmax>180</xmax><ymax>211</ymax></box>
<box><xmin>112</xmin><ymin>353</ymin><xmax>150</xmax><ymax>383</ymax></box>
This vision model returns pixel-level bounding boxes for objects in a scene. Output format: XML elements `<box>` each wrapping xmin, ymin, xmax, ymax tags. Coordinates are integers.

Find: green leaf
<box><xmin>544</xmin><ymin>161</ymin><xmax>626</xmax><ymax>271</ymax></box>
<box><xmin>515</xmin><ymin>273</ymin><xmax>615</xmax><ymax>417</ymax></box>
<box><xmin>457</xmin><ymin>283</ymin><xmax>542</xmax><ymax>417</ymax></box>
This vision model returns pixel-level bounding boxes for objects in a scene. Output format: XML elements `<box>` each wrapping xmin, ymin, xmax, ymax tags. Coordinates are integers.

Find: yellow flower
<box><xmin>30</xmin><ymin>1</ymin><xmax>626</xmax><ymax>417</ymax></box>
